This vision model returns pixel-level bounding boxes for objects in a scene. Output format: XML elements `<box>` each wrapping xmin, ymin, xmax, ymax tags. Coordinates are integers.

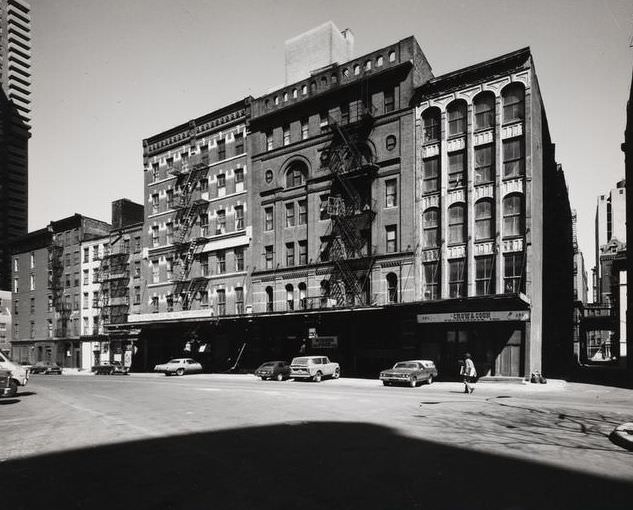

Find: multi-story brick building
<box><xmin>10</xmin><ymin>214</ymin><xmax>110</xmax><ymax>366</ymax></box>
<box><xmin>0</xmin><ymin>289</ymin><xmax>11</xmax><ymax>353</ymax></box>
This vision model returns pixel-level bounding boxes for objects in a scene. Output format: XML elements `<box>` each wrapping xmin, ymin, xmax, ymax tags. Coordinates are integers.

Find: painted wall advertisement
<box><xmin>417</xmin><ymin>310</ymin><xmax>530</xmax><ymax>323</ymax></box>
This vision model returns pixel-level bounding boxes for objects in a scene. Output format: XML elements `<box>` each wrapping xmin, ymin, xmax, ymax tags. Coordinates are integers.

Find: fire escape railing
<box><xmin>47</xmin><ymin>238</ymin><xmax>71</xmax><ymax>336</ymax></box>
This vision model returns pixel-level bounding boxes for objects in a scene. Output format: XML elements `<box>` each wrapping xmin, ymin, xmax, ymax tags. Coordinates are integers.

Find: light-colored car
<box><xmin>0</xmin><ymin>368</ymin><xmax>18</xmax><ymax>398</ymax></box>
<box><xmin>379</xmin><ymin>360</ymin><xmax>438</xmax><ymax>387</ymax></box>
<box><xmin>290</xmin><ymin>356</ymin><xmax>340</xmax><ymax>382</ymax></box>
<box><xmin>154</xmin><ymin>358</ymin><xmax>203</xmax><ymax>376</ymax></box>
<box><xmin>0</xmin><ymin>351</ymin><xmax>29</xmax><ymax>386</ymax></box>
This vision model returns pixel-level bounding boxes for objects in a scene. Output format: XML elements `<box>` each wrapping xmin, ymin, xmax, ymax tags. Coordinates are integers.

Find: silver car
<box><xmin>154</xmin><ymin>358</ymin><xmax>203</xmax><ymax>376</ymax></box>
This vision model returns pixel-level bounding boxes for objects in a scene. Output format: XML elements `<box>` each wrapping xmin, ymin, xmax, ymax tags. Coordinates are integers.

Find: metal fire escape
<box><xmin>320</xmin><ymin>101</ymin><xmax>378</xmax><ymax>307</ymax></box>
<box><xmin>48</xmin><ymin>235</ymin><xmax>71</xmax><ymax>336</ymax></box>
<box><xmin>169</xmin><ymin>154</ymin><xmax>210</xmax><ymax>309</ymax></box>
<box><xmin>97</xmin><ymin>238</ymin><xmax>130</xmax><ymax>326</ymax></box>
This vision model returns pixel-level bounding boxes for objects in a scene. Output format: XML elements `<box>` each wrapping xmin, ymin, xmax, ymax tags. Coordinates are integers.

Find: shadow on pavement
<box><xmin>1</xmin><ymin>422</ymin><xmax>632</xmax><ymax>510</ymax></box>
<box><xmin>0</xmin><ymin>398</ymin><xmax>20</xmax><ymax>405</ymax></box>
<box><xmin>16</xmin><ymin>391</ymin><xmax>36</xmax><ymax>397</ymax></box>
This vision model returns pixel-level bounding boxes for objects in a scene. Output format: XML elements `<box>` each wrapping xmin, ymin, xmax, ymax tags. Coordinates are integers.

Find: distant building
<box><xmin>0</xmin><ymin>0</ymin><xmax>31</xmax><ymax>290</ymax></box>
<box><xmin>572</xmin><ymin>210</ymin><xmax>588</xmax><ymax>363</ymax></box>
<box><xmin>623</xmin><ymin>67</ymin><xmax>632</xmax><ymax>372</ymax></box>
<box><xmin>0</xmin><ymin>289</ymin><xmax>11</xmax><ymax>354</ymax></box>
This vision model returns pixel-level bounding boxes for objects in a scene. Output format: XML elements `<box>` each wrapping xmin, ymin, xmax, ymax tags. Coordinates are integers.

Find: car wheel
<box><xmin>382</xmin><ymin>381</ymin><xmax>390</xmax><ymax>386</ymax></box>
<box><xmin>176</xmin><ymin>368</ymin><xmax>185</xmax><ymax>376</ymax></box>
<box><xmin>409</xmin><ymin>377</ymin><xmax>417</xmax><ymax>388</ymax></box>
<box><xmin>260</xmin><ymin>377</ymin><xmax>267</xmax><ymax>381</ymax></box>
<box><xmin>427</xmin><ymin>375</ymin><xmax>433</xmax><ymax>385</ymax></box>
<box><xmin>332</xmin><ymin>368</ymin><xmax>340</xmax><ymax>379</ymax></box>
<box><xmin>9</xmin><ymin>379</ymin><xmax>18</xmax><ymax>397</ymax></box>
<box><xmin>276</xmin><ymin>373</ymin><xmax>284</xmax><ymax>382</ymax></box>
<box><xmin>313</xmin><ymin>371</ymin><xmax>322</xmax><ymax>383</ymax></box>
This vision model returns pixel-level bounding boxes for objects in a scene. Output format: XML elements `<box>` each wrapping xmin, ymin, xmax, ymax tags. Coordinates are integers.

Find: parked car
<box><xmin>0</xmin><ymin>369</ymin><xmax>18</xmax><ymax>398</ymax></box>
<box><xmin>154</xmin><ymin>358</ymin><xmax>203</xmax><ymax>376</ymax></box>
<box><xmin>254</xmin><ymin>361</ymin><xmax>291</xmax><ymax>381</ymax></box>
<box><xmin>290</xmin><ymin>356</ymin><xmax>340</xmax><ymax>382</ymax></box>
<box><xmin>0</xmin><ymin>351</ymin><xmax>29</xmax><ymax>386</ymax></box>
<box><xmin>379</xmin><ymin>360</ymin><xmax>438</xmax><ymax>387</ymax></box>
<box><xmin>93</xmin><ymin>361</ymin><xmax>130</xmax><ymax>375</ymax></box>
<box><xmin>30</xmin><ymin>361</ymin><xmax>63</xmax><ymax>375</ymax></box>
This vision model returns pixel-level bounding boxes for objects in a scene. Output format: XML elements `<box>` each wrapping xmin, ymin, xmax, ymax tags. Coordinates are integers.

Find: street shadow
<box><xmin>0</xmin><ymin>398</ymin><xmax>20</xmax><ymax>405</ymax></box>
<box><xmin>1</xmin><ymin>422</ymin><xmax>632</xmax><ymax>510</ymax></box>
<box><xmin>567</xmin><ymin>366</ymin><xmax>633</xmax><ymax>389</ymax></box>
<box><xmin>15</xmin><ymin>391</ymin><xmax>36</xmax><ymax>397</ymax></box>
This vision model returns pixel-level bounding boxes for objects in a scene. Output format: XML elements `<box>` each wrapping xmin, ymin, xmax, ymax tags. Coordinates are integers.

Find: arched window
<box><xmin>474</xmin><ymin>92</ymin><xmax>495</xmax><ymax>130</ymax></box>
<box><xmin>423</xmin><ymin>208</ymin><xmax>440</xmax><ymax>248</ymax></box>
<box><xmin>502</xmin><ymin>84</ymin><xmax>525</xmax><ymax>124</ymax></box>
<box><xmin>422</xmin><ymin>108</ymin><xmax>440</xmax><ymax>142</ymax></box>
<box><xmin>353</xmin><ymin>64</ymin><xmax>360</xmax><ymax>75</ymax></box>
<box><xmin>448</xmin><ymin>203</ymin><xmax>466</xmax><ymax>244</ymax></box>
<box><xmin>364</xmin><ymin>60</ymin><xmax>371</xmax><ymax>71</ymax></box>
<box><xmin>285</xmin><ymin>284</ymin><xmax>294</xmax><ymax>311</ymax></box>
<box><xmin>503</xmin><ymin>194</ymin><xmax>524</xmax><ymax>237</ymax></box>
<box><xmin>386</xmin><ymin>273</ymin><xmax>398</xmax><ymax>304</ymax></box>
<box><xmin>376</xmin><ymin>55</ymin><xmax>384</xmax><ymax>67</ymax></box>
<box><xmin>285</xmin><ymin>161</ymin><xmax>307</xmax><ymax>188</ymax></box>
<box><xmin>298</xmin><ymin>282</ymin><xmax>307</xmax><ymax>309</ymax></box>
<box><xmin>475</xmin><ymin>199</ymin><xmax>494</xmax><ymax>240</ymax></box>
<box><xmin>320</xmin><ymin>280</ymin><xmax>330</xmax><ymax>307</ymax></box>
<box><xmin>388</xmin><ymin>51</ymin><xmax>396</xmax><ymax>62</ymax></box>
<box><xmin>447</xmin><ymin>101</ymin><xmax>467</xmax><ymax>136</ymax></box>
<box><xmin>320</xmin><ymin>76</ymin><xmax>327</xmax><ymax>88</ymax></box>
<box><xmin>265</xmin><ymin>286</ymin><xmax>273</xmax><ymax>312</ymax></box>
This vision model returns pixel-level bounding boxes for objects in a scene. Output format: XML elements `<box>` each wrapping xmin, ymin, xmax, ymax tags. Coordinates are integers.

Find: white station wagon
<box><xmin>290</xmin><ymin>356</ymin><xmax>340</xmax><ymax>382</ymax></box>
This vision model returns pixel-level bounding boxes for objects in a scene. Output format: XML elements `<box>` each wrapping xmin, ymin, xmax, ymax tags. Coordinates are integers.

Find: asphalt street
<box><xmin>2</xmin><ymin>374</ymin><xmax>633</xmax><ymax>509</ymax></box>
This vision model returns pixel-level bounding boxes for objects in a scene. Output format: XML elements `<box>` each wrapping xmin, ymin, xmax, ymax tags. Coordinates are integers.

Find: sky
<box><xmin>28</xmin><ymin>0</ymin><xmax>633</xmax><ymax>291</ymax></box>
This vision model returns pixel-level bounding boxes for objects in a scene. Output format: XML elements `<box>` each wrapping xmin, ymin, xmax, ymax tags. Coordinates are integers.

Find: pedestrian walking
<box><xmin>461</xmin><ymin>353</ymin><xmax>477</xmax><ymax>394</ymax></box>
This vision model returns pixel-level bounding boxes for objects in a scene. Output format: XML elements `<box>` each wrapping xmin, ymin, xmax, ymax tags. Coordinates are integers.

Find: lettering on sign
<box><xmin>417</xmin><ymin>310</ymin><xmax>530</xmax><ymax>323</ymax></box>
<box><xmin>311</xmin><ymin>336</ymin><xmax>338</xmax><ymax>349</ymax></box>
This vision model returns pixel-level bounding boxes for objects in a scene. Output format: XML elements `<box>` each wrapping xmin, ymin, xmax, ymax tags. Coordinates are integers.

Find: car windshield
<box><xmin>167</xmin><ymin>359</ymin><xmax>181</xmax><ymax>364</ymax></box>
<box><xmin>260</xmin><ymin>362</ymin><xmax>276</xmax><ymax>368</ymax></box>
<box><xmin>291</xmin><ymin>357</ymin><xmax>310</xmax><ymax>365</ymax></box>
<box><xmin>393</xmin><ymin>362</ymin><xmax>419</xmax><ymax>370</ymax></box>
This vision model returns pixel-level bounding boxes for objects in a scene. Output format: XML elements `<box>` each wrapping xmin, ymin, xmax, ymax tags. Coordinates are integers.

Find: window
<box><xmin>73</xmin><ymin>250</ymin><xmax>80</xmax><ymax>265</ymax></box>
<box><xmin>385</xmin><ymin>179</ymin><xmax>397</xmax><ymax>207</ymax></box>
<box><xmin>166</xmin><ymin>294</ymin><xmax>174</xmax><ymax>312</ymax></box>
<box><xmin>298</xmin><ymin>282</ymin><xmax>307</xmax><ymax>310</ymax></box>
<box><xmin>151</xmin><ymin>296</ymin><xmax>159</xmax><ymax>313</ymax></box>
<box><xmin>503</xmin><ymin>138</ymin><xmax>524</xmax><ymax>178</ymax></box>
<box><xmin>387</xmin><ymin>273</ymin><xmax>398</xmax><ymax>303</ymax></box>
<box><xmin>266</xmin><ymin>131</ymin><xmax>273</xmax><ymax>151</ymax></box>
<box><xmin>301</xmin><ymin>84</ymin><xmax>307</xmax><ymax>95</ymax></box>
<box><xmin>423</xmin><ymin>157</ymin><xmax>439</xmax><ymax>193</ymax></box>
<box><xmin>474</xmin><ymin>93</ymin><xmax>495</xmax><ymax>130</ymax></box>
<box><xmin>235</xmin><ymin>167</ymin><xmax>244</xmax><ymax>192</ymax></box>
<box><xmin>503</xmin><ymin>194</ymin><xmax>524</xmax><ymax>237</ymax></box>
<box><xmin>301</xmin><ymin>119</ymin><xmax>309</xmax><ymax>140</ymax></box>
<box><xmin>377</xmin><ymin>55</ymin><xmax>384</xmax><ymax>66</ymax></box>
<box><xmin>166</xmin><ymin>258</ymin><xmax>173</xmax><ymax>281</ymax></box>
<box><xmin>286</xmin><ymin>243</ymin><xmax>295</xmax><ymax>266</ymax></box>
<box><xmin>166</xmin><ymin>157</ymin><xmax>174</xmax><ymax>170</ymax></box>
<box><xmin>93</xmin><ymin>245</ymin><xmax>99</xmax><ymax>261</ymax></box>
<box><xmin>217</xmin><ymin>173</ymin><xmax>226</xmax><ymax>197</ymax></box>
<box><xmin>73</xmin><ymin>293</ymin><xmax>79</xmax><ymax>311</ymax></box>
<box><xmin>152</xmin><ymin>162</ymin><xmax>159</xmax><ymax>181</ymax></box>
<box><xmin>423</xmin><ymin>208</ymin><xmax>439</xmax><ymax>248</ymax></box>
<box><xmin>286</xmin><ymin>163</ymin><xmax>305</xmax><ymax>187</ymax></box>
<box><xmin>134</xmin><ymin>236</ymin><xmax>141</xmax><ymax>253</ymax></box>
<box><xmin>235</xmin><ymin>132</ymin><xmax>244</xmax><ymax>155</ymax></box>
<box><xmin>475</xmin><ymin>145</ymin><xmax>494</xmax><ymax>184</ymax></box>
<box><xmin>320</xmin><ymin>112</ymin><xmax>329</xmax><ymax>132</ymax></box>
<box><xmin>65</xmin><ymin>253</ymin><xmax>71</xmax><ymax>267</ymax></box>
<box><xmin>151</xmin><ymin>260</ymin><xmax>159</xmax><ymax>284</ymax></box>
<box><xmin>292</xmin><ymin>88</ymin><xmax>298</xmax><ymax>98</ymax></box>
<box><xmin>216</xmin><ymin>210</ymin><xmax>226</xmax><ymax>234</ymax></box>
<box><xmin>448</xmin><ymin>152</ymin><xmax>465</xmax><ymax>188</ymax></box>
<box><xmin>30</xmin><ymin>297</ymin><xmax>35</xmax><ymax>313</ymax></box>
<box><xmin>83</xmin><ymin>269</ymin><xmax>89</xmax><ymax>285</ymax></box>
<box><xmin>385</xmin><ymin>135</ymin><xmax>397</xmax><ymax>151</ymax></box>
<box><xmin>30</xmin><ymin>274</ymin><xmax>35</xmax><ymax>291</ymax></box>
<box><xmin>199</xmin><ymin>177</ymin><xmax>208</xmax><ymax>192</ymax></box>
<box><xmin>386</xmin><ymin>225</ymin><xmax>397</xmax><ymax>253</ymax></box>
<box><xmin>217</xmin><ymin>139</ymin><xmax>226</xmax><ymax>160</ymax></box>
<box><xmin>235</xmin><ymin>205</ymin><xmax>244</xmax><ymax>230</ymax></box>
<box><xmin>504</xmin><ymin>253</ymin><xmax>524</xmax><ymax>293</ymax></box>
<box><xmin>151</xmin><ymin>194</ymin><xmax>159</xmax><ymax>214</ymax></box>
<box><xmin>217</xmin><ymin>289</ymin><xmax>226</xmax><ymax>316</ymax></box>
<box><xmin>446</xmin><ymin>204</ymin><xmax>466</xmax><ymax>245</ymax></box>
<box><xmin>48</xmin><ymin>295</ymin><xmax>53</xmax><ymax>312</ymax></box>
<box><xmin>134</xmin><ymin>287</ymin><xmax>141</xmax><ymax>305</ymax></box>
<box><xmin>298</xmin><ymin>200</ymin><xmax>307</xmax><ymax>225</ymax></box>
<box><xmin>82</xmin><ymin>293</ymin><xmax>88</xmax><ymax>309</ymax></box>
<box><xmin>235</xmin><ymin>247</ymin><xmax>244</xmax><ymax>271</ymax></box>
<box><xmin>448</xmin><ymin>258</ymin><xmax>466</xmax><ymax>298</ymax></box>
<box><xmin>265</xmin><ymin>246</ymin><xmax>274</xmax><ymax>269</ymax></box>
<box><xmin>167</xmin><ymin>221</ymin><xmax>175</xmax><ymax>243</ymax></box>
<box><xmin>319</xmin><ymin>237</ymin><xmax>331</xmax><ymax>261</ymax></box>
<box><xmin>283</xmin><ymin>125</ymin><xmax>290</xmax><ymax>146</ymax></box>
<box><xmin>475</xmin><ymin>199</ymin><xmax>494</xmax><ymax>240</ymax></box>
<box><xmin>298</xmin><ymin>241</ymin><xmax>307</xmax><ymax>265</ymax></box>
<box><xmin>134</xmin><ymin>261</ymin><xmax>141</xmax><ymax>279</ymax></box>
<box><xmin>265</xmin><ymin>169</ymin><xmax>273</xmax><ymax>184</ymax></box>
<box><xmin>389</xmin><ymin>50</ymin><xmax>396</xmax><ymax>62</ymax></box>
<box><xmin>200</xmin><ymin>253</ymin><xmax>209</xmax><ymax>277</ymax></box>
<box><xmin>476</xmin><ymin>256</ymin><xmax>495</xmax><ymax>296</ymax></box>
<box><xmin>341</xmin><ymin>103</ymin><xmax>349</xmax><ymax>125</ymax></box>
<box><xmin>92</xmin><ymin>291</ymin><xmax>99</xmax><ymax>307</ymax></box>
<box><xmin>152</xmin><ymin>226</ymin><xmax>159</xmax><ymax>247</ymax></box>
<box><xmin>319</xmin><ymin>194</ymin><xmax>329</xmax><ymax>220</ymax></box>
<box><xmin>285</xmin><ymin>203</ymin><xmax>295</xmax><ymax>227</ymax></box>
<box><xmin>30</xmin><ymin>321</ymin><xmax>35</xmax><ymax>339</ymax></box>
<box><xmin>264</xmin><ymin>207</ymin><xmax>274</xmax><ymax>231</ymax></box>
<box><xmin>266</xmin><ymin>286</ymin><xmax>273</xmax><ymax>312</ymax></box>
<box><xmin>353</xmin><ymin>64</ymin><xmax>360</xmax><ymax>75</ymax></box>
<box><xmin>502</xmin><ymin>84</ymin><xmax>525</xmax><ymax>124</ymax></box>
<box><xmin>384</xmin><ymin>89</ymin><xmax>395</xmax><ymax>113</ymax></box>
<box><xmin>65</xmin><ymin>273</ymin><xmax>71</xmax><ymax>287</ymax></box>
<box><xmin>364</xmin><ymin>60</ymin><xmax>371</xmax><ymax>71</ymax></box>
<box><xmin>235</xmin><ymin>287</ymin><xmax>244</xmax><ymax>314</ymax></box>
<box><xmin>423</xmin><ymin>262</ymin><xmax>439</xmax><ymax>300</ymax></box>
<box><xmin>286</xmin><ymin>284</ymin><xmax>294</xmax><ymax>311</ymax></box>
<box><xmin>447</xmin><ymin>101</ymin><xmax>467</xmax><ymax>136</ymax></box>
<box><xmin>217</xmin><ymin>251</ymin><xmax>226</xmax><ymax>274</ymax></box>
<box><xmin>422</xmin><ymin>109</ymin><xmax>440</xmax><ymax>142</ymax></box>
<box><xmin>199</xmin><ymin>290</ymin><xmax>208</xmax><ymax>308</ymax></box>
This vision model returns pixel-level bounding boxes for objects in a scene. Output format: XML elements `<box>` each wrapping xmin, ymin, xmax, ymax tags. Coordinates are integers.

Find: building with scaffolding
<box><xmin>10</xmin><ymin>214</ymin><xmax>110</xmax><ymax>367</ymax></box>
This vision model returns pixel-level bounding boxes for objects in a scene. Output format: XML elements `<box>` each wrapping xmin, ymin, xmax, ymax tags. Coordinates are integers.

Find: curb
<box><xmin>609</xmin><ymin>422</ymin><xmax>633</xmax><ymax>451</ymax></box>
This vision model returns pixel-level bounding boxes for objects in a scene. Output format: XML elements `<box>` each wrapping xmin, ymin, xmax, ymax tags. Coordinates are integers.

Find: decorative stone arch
<box><xmin>280</xmin><ymin>156</ymin><xmax>311</xmax><ymax>188</ymax></box>
<box><xmin>421</xmin><ymin>106</ymin><xmax>442</xmax><ymax>143</ymax></box>
<box><xmin>446</xmin><ymin>99</ymin><xmax>468</xmax><ymax>137</ymax></box>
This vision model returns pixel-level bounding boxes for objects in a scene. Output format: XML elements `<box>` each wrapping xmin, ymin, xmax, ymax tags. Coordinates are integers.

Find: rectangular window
<box><xmin>134</xmin><ymin>237</ymin><xmax>141</xmax><ymax>253</ymax></box>
<box><xmin>217</xmin><ymin>139</ymin><xmax>226</xmax><ymax>161</ymax></box>
<box><xmin>13</xmin><ymin>257</ymin><xmax>18</xmax><ymax>272</ymax></box>
<box><xmin>199</xmin><ymin>178</ymin><xmax>208</xmax><ymax>192</ymax></box>
<box><xmin>298</xmin><ymin>240</ymin><xmax>307</xmax><ymax>265</ymax></box>
<box><xmin>65</xmin><ymin>253</ymin><xmax>71</xmax><ymax>267</ymax></box>
<box><xmin>151</xmin><ymin>296</ymin><xmax>159</xmax><ymax>313</ymax></box>
<box><xmin>385</xmin><ymin>179</ymin><xmax>397</xmax><ymax>207</ymax></box>
<box><xmin>423</xmin><ymin>157</ymin><xmax>440</xmax><ymax>194</ymax></box>
<box><xmin>504</xmin><ymin>253</ymin><xmax>524</xmax><ymax>293</ymax></box>
<box><xmin>475</xmin><ymin>256</ymin><xmax>495</xmax><ymax>296</ymax></box>
<box><xmin>216</xmin><ymin>289</ymin><xmax>226</xmax><ymax>316</ymax></box>
<box><xmin>266</xmin><ymin>131</ymin><xmax>273</xmax><ymax>151</ymax></box>
<box><xmin>298</xmin><ymin>200</ymin><xmax>307</xmax><ymax>225</ymax></box>
<box><xmin>217</xmin><ymin>251</ymin><xmax>226</xmax><ymax>274</ymax></box>
<box><xmin>448</xmin><ymin>258</ymin><xmax>466</xmax><ymax>298</ymax></box>
<box><xmin>423</xmin><ymin>262</ymin><xmax>440</xmax><ymax>300</ymax></box>
<box><xmin>166</xmin><ymin>258</ymin><xmax>173</xmax><ymax>281</ymax></box>
<box><xmin>152</xmin><ymin>162</ymin><xmax>159</xmax><ymax>181</ymax></box>
<box><xmin>217</xmin><ymin>174</ymin><xmax>226</xmax><ymax>197</ymax></box>
<box><xmin>30</xmin><ymin>274</ymin><xmax>35</xmax><ymax>291</ymax></box>
<box><xmin>166</xmin><ymin>222</ymin><xmax>175</xmax><ymax>243</ymax></box>
<box><xmin>152</xmin><ymin>226</ymin><xmax>159</xmax><ymax>247</ymax></box>
<box><xmin>448</xmin><ymin>152</ymin><xmax>465</xmax><ymax>189</ymax></box>
<box><xmin>286</xmin><ymin>243</ymin><xmax>295</xmax><ymax>266</ymax></box>
<box><xmin>448</xmin><ymin>205</ymin><xmax>465</xmax><ymax>245</ymax></box>
<box><xmin>166</xmin><ymin>294</ymin><xmax>174</xmax><ymax>313</ymax></box>
<box><xmin>265</xmin><ymin>246</ymin><xmax>274</xmax><ymax>269</ymax></box>
<box><xmin>320</xmin><ymin>194</ymin><xmax>330</xmax><ymax>220</ymax></box>
<box><xmin>48</xmin><ymin>295</ymin><xmax>53</xmax><ymax>312</ymax></box>
<box><xmin>73</xmin><ymin>293</ymin><xmax>80</xmax><ymax>311</ymax></box>
<box><xmin>74</xmin><ymin>250</ymin><xmax>80</xmax><ymax>265</ymax></box>
<box><xmin>234</xmin><ymin>132</ymin><xmax>244</xmax><ymax>155</ymax></box>
<box><xmin>475</xmin><ymin>145</ymin><xmax>494</xmax><ymax>184</ymax></box>
<box><xmin>320</xmin><ymin>112</ymin><xmax>329</xmax><ymax>131</ymax></box>
<box><xmin>134</xmin><ymin>261</ymin><xmax>141</xmax><ymax>279</ymax></box>
<box><xmin>83</xmin><ymin>247</ymin><xmax>89</xmax><ymax>263</ymax></box>
<box><xmin>166</xmin><ymin>189</ymin><xmax>174</xmax><ymax>209</ymax></box>
<box><xmin>235</xmin><ymin>167</ymin><xmax>244</xmax><ymax>192</ymax></box>
<box><xmin>83</xmin><ymin>293</ymin><xmax>89</xmax><ymax>309</ymax></box>
<box><xmin>196</xmin><ymin>252</ymin><xmax>207</xmax><ymax>277</ymax></box>
<box><xmin>199</xmin><ymin>214</ymin><xmax>208</xmax><ymax>237</ymax></box>
<box><xmin>235</xmin><ymin>287</ymin><xmax>244</xmax><ymax>314</ymax></box>
<box><xmin>92</xmin><ymin>291</ymin><xmax>99</xmax><ymax>307</ymax></box>
<box><xmin>30</xmin><ymin>297</ymin><xmax>35</xmax><ymax>313</ymax></box>
<box><xmin>216</xmin><ymin>210</ymin><xmax>226</xmax><ymax>234</ymax></box>
<box><xmin>384</xmin><ymin>89</ymin><xmax>395</xmax><ymax>113</ymax></box>
<box><xmin>235</xmin><ymin>248</ymin><xmax>244</xmax><ymax>271</ymax></box>
<box><xmin>134</xmin><ymin>287</ymin><xmax>141</xmax><ymax>305</ymax></box>
<box><xmin>83</xmin><ymin>270</ymin><xmax>89</xmax><ymax>285</ymax></box>
<box><xmin>503</xmin><ymin>138</ymin><xmax>524</xmax><ymax>179</ymax></box>
<box><xmin>301</xmin><ymin>119</ymin><xmax>309</xmax><ymax>140</ymax></box>
<box><xmin>283</xmin><ymin>125</ymin><xmax>290</xmax><ymax>146</ymax></box>
<box><xmin>30</xmin><ymin>321</ymin><xmax>35</xmax><ymax>339</ymax></box>
<box><xmin>152</xmin><ymin>193</ymin><xmax>159</xmax><ymax>214</ymax></box>
<box><xmin>319</xmin><ymin>237</ymin><xmax>331</xmax><ymax>261</ymax></box>
<box><xmin>235</xmin><ymin>205</ymin><xmax>244</xmax><ymax>230</ymax></box>
<box><xmin>285</xmin><ymin>202</ymin><xmax>295</xmax><ymax>227</ymax></box>
<box><xmin>65</xmin><ymin>273</ymin><xmax>71</xmax><ymax>288</ymax></box>
<box><xmin>152</xmin><ymin>260</ymin><xmax>159</xmax><ymax>284</ymax></box>
<box><xmin>264</xmin><ymin>207</ymin><xmax>274</xmax><ymax>231</ymax></box>
<box><xmin>386</xmin><ymin>225</ymin><xmax>397</xmax><ymax>253</ymax></box>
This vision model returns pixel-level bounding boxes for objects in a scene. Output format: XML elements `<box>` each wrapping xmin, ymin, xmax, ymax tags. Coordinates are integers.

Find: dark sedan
<box><xmin>30</xmin><ymin>361</ymin><xmax>63</xmax><ymax>375</ymax></box>
<box><xmin>379</xmin><ymin>360</ymin><xmax>438</xmax><ymax>387</ymax></box>
<box><xmin>254</xmin><ymin>361</ymin><xmax>291</xmax><ymax>381</ymax></box>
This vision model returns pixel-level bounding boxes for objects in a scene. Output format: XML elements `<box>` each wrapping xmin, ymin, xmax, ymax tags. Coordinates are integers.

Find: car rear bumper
<box><xmin>1</xmin><ymin>385</ymin><xmax>17</xmax><ymax>397</ymax></box>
